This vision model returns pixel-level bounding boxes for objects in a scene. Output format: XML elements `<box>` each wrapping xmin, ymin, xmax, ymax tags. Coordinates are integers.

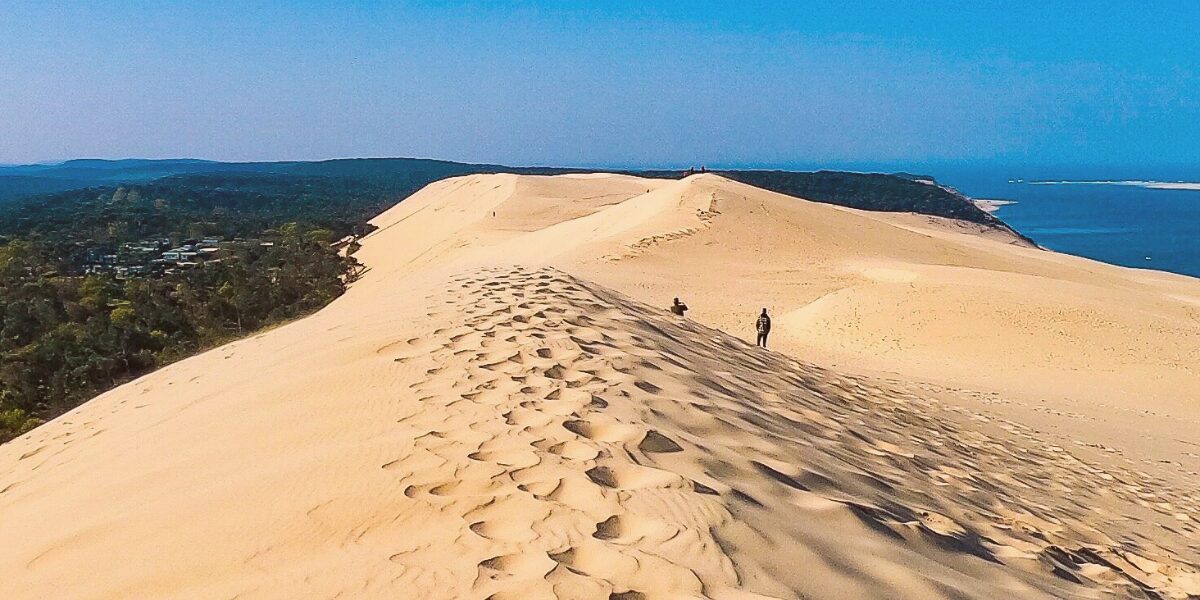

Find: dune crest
<box><xmin>2</xmin><ymin>174</ymin><xmax>1198</xmax><ymax>599</ymax></box>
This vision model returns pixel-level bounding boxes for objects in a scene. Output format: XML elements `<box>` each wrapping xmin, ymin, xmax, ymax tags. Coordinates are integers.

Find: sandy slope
<box><xmin>1</xmin><ymin>173</ymin><xmax>1198</xmax><ymax>599</ymax></box>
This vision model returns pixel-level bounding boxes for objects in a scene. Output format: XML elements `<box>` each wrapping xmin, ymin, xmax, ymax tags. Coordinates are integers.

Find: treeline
<box><xmin>0</xmin><ymin>175</ymin><xmax>372</xmax><ymax>442</ymax></box>
<box><xmin>718</xmin><ymin>170</ymin><xmax>1001</xmax><ymax>225</ymax></box>
<box><xmin>673</xmin><ymin>170</ymin><xmax>999</xmax><ymax>227</ymax></box>
<box><xmin>0</xmin><ymin>173</ymin><xmax>395</xmax><ymax>245</ymax></box>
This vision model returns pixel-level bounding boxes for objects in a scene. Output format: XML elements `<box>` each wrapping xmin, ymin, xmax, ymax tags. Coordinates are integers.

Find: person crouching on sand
<box><xmin>670</xmin><ymin>297</ymin><xmax>689</xmax><ymax>317</ymax></box>
<box><xmin>756</xmin><ymin>308</ymin><xmax>771</xmax><ymax>347</ymax></box>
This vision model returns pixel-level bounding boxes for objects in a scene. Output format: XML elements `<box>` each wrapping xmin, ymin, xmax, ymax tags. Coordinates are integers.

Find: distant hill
<box><xmin>0</xmin><ymin>175</ymin><xmax>98</xmax><ymax>199</ymax></box>
<box><xmin>0</xmin><ymin>158</ymin><xmax>503</xmax><ymax>203</ymax></box>
<box><xmin>0</xmin><ymin>159</ymin><xmax>247</xmax><ymax>202</ymax></box>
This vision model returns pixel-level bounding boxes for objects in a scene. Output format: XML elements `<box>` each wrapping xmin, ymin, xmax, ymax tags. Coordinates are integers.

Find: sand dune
<box><xmin>1</xmin><ymin>173</ymin><xmax>1198</xmax><ymax>599</ymax></box>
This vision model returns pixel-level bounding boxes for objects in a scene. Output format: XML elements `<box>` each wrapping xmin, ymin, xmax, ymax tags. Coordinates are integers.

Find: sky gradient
<box><xmin>2</xmin><ymin>1</ymin><xmax>1198</xmax><ymax>170</ymax></box>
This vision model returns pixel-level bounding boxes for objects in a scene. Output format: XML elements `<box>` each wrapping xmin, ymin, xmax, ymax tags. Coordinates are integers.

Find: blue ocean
<box><xmin>936</xmin><ymin>171</ymin><xmax>1200</xmax><ymax>279</ymax></box>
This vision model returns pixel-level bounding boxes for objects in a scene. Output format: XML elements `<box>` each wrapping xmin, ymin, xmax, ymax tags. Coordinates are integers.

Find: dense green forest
<box><xmin>0</xmin><ymin>178</ymin><xmax>369</xmax><ymax>442</ymax></box>
<box><xmin>0</xmin><ymin>174</ymin><xmax>394</xmax><ymax>242</ymax></box>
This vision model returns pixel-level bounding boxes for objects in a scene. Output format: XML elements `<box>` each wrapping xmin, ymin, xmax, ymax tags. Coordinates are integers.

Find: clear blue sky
<box><xmin>1</xmin><ymin>1</ymin><xmax>1197</xmax><ymax>170</ymax></box>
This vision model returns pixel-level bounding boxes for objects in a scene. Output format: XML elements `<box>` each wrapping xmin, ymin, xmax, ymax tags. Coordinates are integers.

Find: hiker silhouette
<box><xmin>756</xmin><ymin>309</ymin><xmax>771</xmax><ymax>348</ymax></box>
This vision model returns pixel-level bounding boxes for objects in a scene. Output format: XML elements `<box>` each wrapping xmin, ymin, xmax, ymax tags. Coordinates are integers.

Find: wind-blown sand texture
<box><xmin>2</xmin><ymin>173</ymin><xmax>1198</xmax><ymax>599</ymax></box>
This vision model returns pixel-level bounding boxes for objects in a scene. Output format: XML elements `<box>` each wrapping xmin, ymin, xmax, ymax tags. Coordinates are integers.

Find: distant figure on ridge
<box><xmin>756</xmin><ymin>308</ymin><xmax>771</xmax><ymax>348</ymax></box>
<box><xmin>670</xmin><ymin>297</ymin><xmax>689</xmax><ymax>317</ymax></box>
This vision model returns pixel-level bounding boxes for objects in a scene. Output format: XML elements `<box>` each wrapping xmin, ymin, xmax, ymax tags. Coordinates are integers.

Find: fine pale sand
<box><xmin>972</xmin><ymin>198</ymin><xmax>1017</xmax><ymax>213</ymax></box>
<box><xmin>1</xmin><ymin>174</ymin><xmax>1198</xmax><ymax>599</ymax></box>
<box><xmin>1032</xmin><ymin>180</ymin><xmax>1200</xmax><ymax>191</ymax></box>
<box><xmin>1140</xmin><ymin>182</ymin><xmax>1200</xmax><ymax>190</ymax></box>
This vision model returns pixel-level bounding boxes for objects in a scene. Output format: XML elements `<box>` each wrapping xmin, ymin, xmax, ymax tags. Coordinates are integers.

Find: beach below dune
<box><xmin>972</xmin><ymin>198</ymin><xmax>1017</xmax><ymax>213</ymax></box>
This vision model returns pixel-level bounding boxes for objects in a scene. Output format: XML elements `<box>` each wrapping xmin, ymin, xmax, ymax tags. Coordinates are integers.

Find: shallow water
<box><xmin>945</xmin><ymin>175</ymin><xmax>1200</xmax><ymax>279</ymax></box>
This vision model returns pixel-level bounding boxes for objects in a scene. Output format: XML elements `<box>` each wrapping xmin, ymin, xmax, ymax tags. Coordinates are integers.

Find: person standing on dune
<box><xmin>756</xmin><ymin>308</ymin><xmax>771</xmax><ymax>348</ymax></box>
<box><xmin>670</xmin><ymin>297</ymin><xmax>689</xmax><ymax>317</ymax></box>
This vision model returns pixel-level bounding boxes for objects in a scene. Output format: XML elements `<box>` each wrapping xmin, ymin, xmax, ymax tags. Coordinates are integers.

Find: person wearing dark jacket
<box><xmin>670</xmin><ymin>297</ymin><xmax>689</xmax><ymax>317</ymax></box>
<box><xmin>755</xmin><ymin>308</ymin><xmax>771</xmax><ymax>348</ymax></box>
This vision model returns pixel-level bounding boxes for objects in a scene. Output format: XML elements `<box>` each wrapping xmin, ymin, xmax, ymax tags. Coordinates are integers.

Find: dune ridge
<box><xmin>2</xmin><ymin>173</ymin><xmax>1198</xmax><ymax>599</ymax></box>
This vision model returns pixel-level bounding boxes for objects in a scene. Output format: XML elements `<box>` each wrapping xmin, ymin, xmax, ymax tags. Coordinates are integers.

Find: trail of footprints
<box><xmin>381</xmin><ymin>267</ymin><xmax>725</xmax><ymax>599</ymax></box>
<box><xmin>378</xmin><ymin>266</ymin><xmax>1199</xmax><ymax>600</ymax></box>
<box><xmin>604</xmin><ymin>196</ymin><xmax>719</xmax><ymax>262</ymax></box>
